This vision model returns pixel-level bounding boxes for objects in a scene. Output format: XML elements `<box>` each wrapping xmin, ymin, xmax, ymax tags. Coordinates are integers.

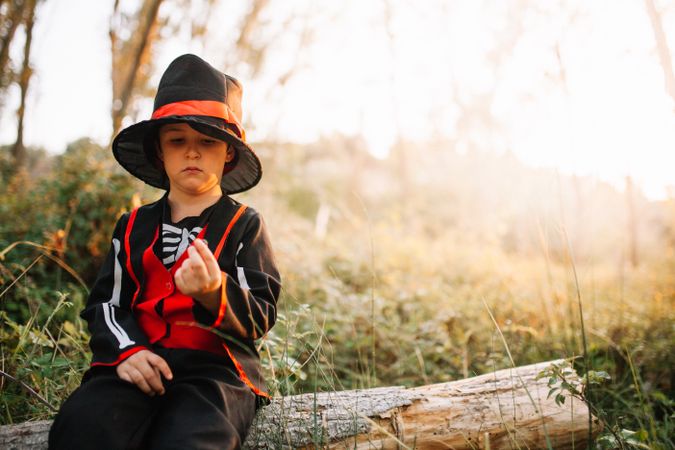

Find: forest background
<box><xmin>0</xmin><ymin>1</ymin><xmax>673</xmax><ymax>448</ymax></box>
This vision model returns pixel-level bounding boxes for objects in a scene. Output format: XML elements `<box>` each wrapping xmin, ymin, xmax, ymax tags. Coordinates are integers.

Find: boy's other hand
<box><xmin>174</xmin><ymin>238</ymin><xmax>223</xmax><ymax>312</ymax></box>
<box><xmin>116</xmin><ymin>350</ymin><xmax>173</xmax><ymax>396</ymax></box>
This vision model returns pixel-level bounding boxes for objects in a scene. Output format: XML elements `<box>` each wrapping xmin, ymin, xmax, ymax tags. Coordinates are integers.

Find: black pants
<box><xmin>49</xmin><ymin>348</ymin><xmax>258</xmax><ymax>450</ymax></box>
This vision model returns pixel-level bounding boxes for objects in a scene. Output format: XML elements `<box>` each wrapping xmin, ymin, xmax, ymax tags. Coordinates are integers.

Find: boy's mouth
<box><xmin>183</xmin><ymin>166</ymin><xmax>202</xmax><ymax>172</ymax></box>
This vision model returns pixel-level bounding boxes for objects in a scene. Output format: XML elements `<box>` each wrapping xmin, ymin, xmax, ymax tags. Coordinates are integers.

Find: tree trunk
<box><xmin>0</xmin><ymin>0</ymin><xmax>28</xmax><ymax>92</ymax></box>
<box><xmin>644</xmin><ymin>0</ymin><xmax>675</xmax><ymax>108</ymax></box>
<box><xmin>246</xmin><ymin>359</ymin><xmax>600</xmax><ymax>449</ymax></box>
<box><xmin>0</xmin><ymin>359</ymin><xmax>601</xmax><ymax>449</ymax></box>
<box><xmin>110</xmin><ymin>0</ymin><xmax>164</xmax><ymax>140</ymax></box>
<box><xmin>625</xmin><ymin>176</ymin><xmax>639</xmax><ymax>268</ymax></box>
<box><xmin>11</xmin><ymin>0</ymin><xmax>37</xmax><ymax>169</ymax></box>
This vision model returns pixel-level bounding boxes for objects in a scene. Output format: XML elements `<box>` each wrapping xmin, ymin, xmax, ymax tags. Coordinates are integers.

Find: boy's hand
<box><xmin>174</xmin><ymin>239</ymin><xmax>222</xmax><ymax>314</ymax></box>
<box><xmin>116</xmin><ymin>350</ymin><xmax>173</xmax><ymax>396</ymax></box>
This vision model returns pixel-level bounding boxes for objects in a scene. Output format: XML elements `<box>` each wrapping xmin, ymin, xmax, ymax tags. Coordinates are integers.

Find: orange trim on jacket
<box><xmin>91</xmin><ymin>346</ymin><xmax>147</xmax><ymax>367</ymax></box>
<box><xmin>211</xmin><ymin>204</ymin><xmax>247</xmax><ymax>328</ymax></box>
<box><xmin>222</xmin><ymin>344</ymin><xmax>270</xmax><ymax>398</ymax></box>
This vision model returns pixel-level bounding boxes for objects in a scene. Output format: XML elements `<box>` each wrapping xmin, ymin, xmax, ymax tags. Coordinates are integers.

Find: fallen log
<box><xmin>0</xmin><ymin>359</ymin><xmax>600</xmax><ymax>449</ymax></box>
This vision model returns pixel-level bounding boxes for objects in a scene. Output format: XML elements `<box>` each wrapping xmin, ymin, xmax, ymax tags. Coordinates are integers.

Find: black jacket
<box><xmin>81</xmin><ymin>194</ymin><xmax>281</xmax><ymax>395</ymax></box>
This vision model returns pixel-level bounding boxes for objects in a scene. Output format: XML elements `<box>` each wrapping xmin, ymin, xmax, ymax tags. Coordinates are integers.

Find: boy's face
<box><xmin>157</xmin><ymin>123</ymin><xmax>235</xmax><ymax>196</ymax></box>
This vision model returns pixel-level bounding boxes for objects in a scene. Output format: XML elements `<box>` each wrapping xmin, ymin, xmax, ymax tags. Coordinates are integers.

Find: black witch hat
<box><xmin>112</xmin><ymin>54</ymin><xmax>262</xmax><ymax>194</ymax></box>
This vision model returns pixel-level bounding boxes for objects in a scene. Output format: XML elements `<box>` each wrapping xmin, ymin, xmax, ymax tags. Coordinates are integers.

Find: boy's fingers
<box><xmin>193</xmin><ymin>238</ymin><xmax>212</xmax><ymax>257</ymax></box>
<box><xmin>129</xmin><ymin>368</ymin><xmax>154</xmax><ymax>396</ymax></box>
<box><xmin>187</xmin><ymin>246</ymin><xmax>209</xmax><ymax>281</ymax></box>
<box><xmin>117</xmin><ymin>369</ymin><xmax>132</xmax><ymax>384</ymax></box>
<box><xmin>194</xmin><ymin>239</ymin><xmax>221</xmax><ymax>279</ymax></box>
<box><xmin>174</xmin><ymin>243</ymin><xmax>221</xmax><ymax>295</ymax></box>
<box><xmin>180</xmin><ymin>258</ymin><xmax>192</xmax><ymax>273</ymax></box>
<box><xmin>148</xmin><ymin>373</ymin><xmax>165</xmax><ymax>395</ymax></box>
<box><xmin>137</xmin><ymin>361</ymin><xmax>164</xmax><ymax>395</ymax></box>
<box><xmin>148</xmin><ymin>353</ymin><xmax>173</xmax><ymax>380</ymax></box>
<box><xmin>193</xmin><ymin>239</ymin><xmax>220</xmax><ymax>273</ymax></box>
<box><xmin>176</xmin><ymin>264</ymin><xmax>199</xmax><ymax>294</ymax></box>
<box><xmin>174</xmin><ymin>268</ymin><xmax>187</xmax><ymax>291</ymax></box>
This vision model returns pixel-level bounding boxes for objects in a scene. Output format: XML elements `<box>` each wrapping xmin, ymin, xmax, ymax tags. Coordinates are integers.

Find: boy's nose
<box><xmin>185</xmin><ymin>142</ymin><xmax>200</xmax><ymax>158</ymax></box>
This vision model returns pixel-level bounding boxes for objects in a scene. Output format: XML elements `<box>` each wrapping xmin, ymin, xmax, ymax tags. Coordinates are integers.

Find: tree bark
<box><xmin>644</xmin><ymin>0</ymin><xmax>675</xmax><ymax>107</ymax></box>
<box><xmin>0</xmin><ymin>0</ymin><xmax>28</xmax><ymax>92</ymax></box>
<box><xmin>110</xmin><ymin>0</ymin><xmax>164</xmax><ymax>140</ymax></box>
<box><xmin>0</xmin><ymin>359</ymin><xmax>601</xmax><ymax>449</ymax></box>
<box><xmin>11</xmin><ymin>0</ymin><xmax>37</xmax><ymax>168</ymax></box>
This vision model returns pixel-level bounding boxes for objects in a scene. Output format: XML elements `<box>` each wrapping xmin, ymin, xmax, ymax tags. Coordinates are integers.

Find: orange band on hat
<box><xmin>152</xmin><ymin>100</ymin><xmax>245</xmax><ymax>140</ymax></box>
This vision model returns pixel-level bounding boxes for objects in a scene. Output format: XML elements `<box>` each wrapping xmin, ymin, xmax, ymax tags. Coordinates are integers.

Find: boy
<box><xmin>49</xmin><ymin>54</ymin><xmax>281</xmax><ymax>449</ymax></box>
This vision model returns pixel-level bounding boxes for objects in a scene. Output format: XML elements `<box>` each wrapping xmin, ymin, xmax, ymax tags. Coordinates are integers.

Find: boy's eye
<box><xmin>202</xmin><ymin>139</ymin><xmax>217</xmax><ymax>145</ymax></box>
<box><xmin>168</xmin><ymin>137</ymin><xmax>184</xmax><ymax>144</ymax></box>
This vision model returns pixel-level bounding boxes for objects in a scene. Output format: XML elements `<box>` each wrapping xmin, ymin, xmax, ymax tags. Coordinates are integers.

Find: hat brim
<box><xmin>112</xmin><ymin>115</ymin><xmax>262</xmax><ymax>194</ymax></box>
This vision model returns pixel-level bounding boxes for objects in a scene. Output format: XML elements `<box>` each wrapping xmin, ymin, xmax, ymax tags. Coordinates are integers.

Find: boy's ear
<box><xmin>224</xmin><ymin>145</ymin><xmax>235</xmax><ymax>163</ymax></box>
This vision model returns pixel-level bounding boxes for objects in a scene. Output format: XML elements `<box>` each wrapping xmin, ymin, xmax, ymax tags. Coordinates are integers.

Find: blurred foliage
<box><xmin>1</xmin><ymin>135</ymin><xmax>673</xmax><ymax>448</ymax></box>
<box><xmin>0</xmin><ymin>139</ymin><xmax>147</xmax><ymax>324</ymax></box>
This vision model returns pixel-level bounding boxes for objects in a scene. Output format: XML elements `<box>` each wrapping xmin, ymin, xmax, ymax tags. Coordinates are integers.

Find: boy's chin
<box><xmin>169</xmin><ymin>181</ymin><xmax>223</xmax><ymax>197</ymax></box>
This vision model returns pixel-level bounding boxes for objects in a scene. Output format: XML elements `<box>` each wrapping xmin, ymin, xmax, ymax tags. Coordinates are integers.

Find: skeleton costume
<box><xmin>49</xmin><ymin>55</ymin><xmax>280</xmax><ymax>450</ymax></box>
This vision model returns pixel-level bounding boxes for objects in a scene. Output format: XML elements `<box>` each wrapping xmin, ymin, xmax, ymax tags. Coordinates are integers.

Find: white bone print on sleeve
<box><xmin>236</xmin><ymin>242</ymin><xmax>250</xmax><ymax>290</ymax></box>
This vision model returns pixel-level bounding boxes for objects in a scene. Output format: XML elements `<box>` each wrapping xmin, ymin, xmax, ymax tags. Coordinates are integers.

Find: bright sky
<box><xmin>1</xmin><ymin>0</ymin><xmax>674</xmax><ymax>200</ymax></box>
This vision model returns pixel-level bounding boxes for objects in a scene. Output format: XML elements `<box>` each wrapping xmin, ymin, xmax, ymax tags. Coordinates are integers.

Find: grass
<box><xmin>0</xmin><ymin>298</ymin><xmax>89</xmax><ymax>423</ymax></box>
<box><xmin>0</xmin><ymin>241</ymin><xmax>672</xmax><ymax>448</ymax></box>
<box><xmin>263</xmin><ymin>210</ymin><xmax>673</xmax><ymax>448</ymax></box>
<box><xmin>0</xmin><ymin>181</ymin><xmax>672</xmax><ymax>448</ymax></box>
